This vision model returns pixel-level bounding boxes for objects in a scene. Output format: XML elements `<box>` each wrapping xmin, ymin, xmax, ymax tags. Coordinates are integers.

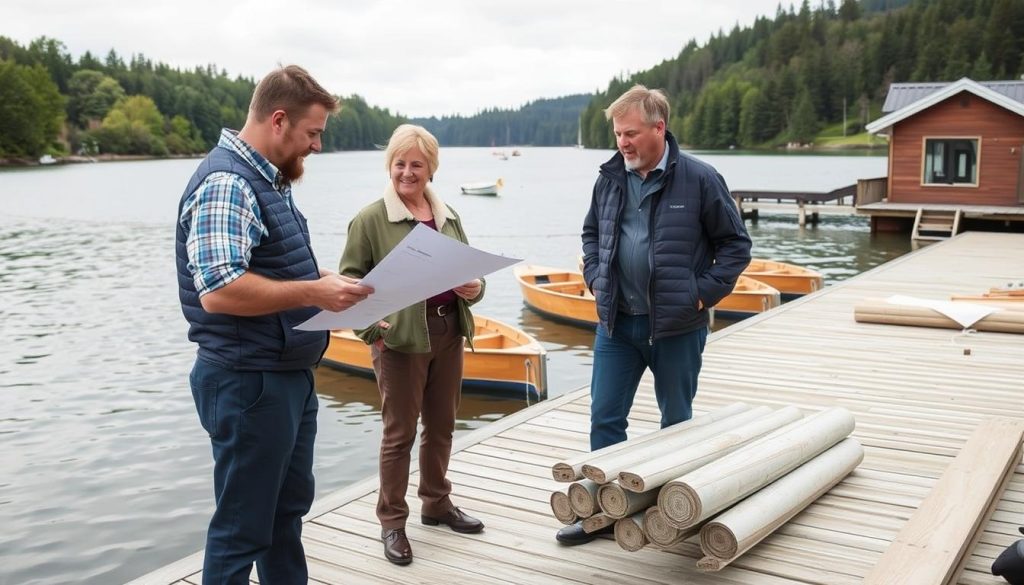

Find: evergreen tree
<box><xmin>788</xmin><ymin>88</ymin><xmax>819</xmax><ymax>144</ymax></box>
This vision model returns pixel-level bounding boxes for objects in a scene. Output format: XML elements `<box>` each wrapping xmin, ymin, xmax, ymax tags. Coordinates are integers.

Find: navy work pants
<box><xmin>190</xmin><ymin>358</ymin><xmax>318</xmax><ymax>585</ymax></box>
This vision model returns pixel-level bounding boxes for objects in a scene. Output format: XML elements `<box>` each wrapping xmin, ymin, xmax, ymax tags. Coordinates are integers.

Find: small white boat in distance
<box><xmin>38</xmin><ymin>154</ymin><xmax>57</xmax><ymax>165</ymax></box>
<box><xmin>460</xmin><ymin>178</ymin><xmax>503</xmax><ymax>196</ymax></box>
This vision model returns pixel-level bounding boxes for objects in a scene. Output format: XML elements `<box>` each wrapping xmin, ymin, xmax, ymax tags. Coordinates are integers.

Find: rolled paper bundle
<box><xmin>614</xmin><ymin>513</ymin><xmax>648</xmax><ymax>552</ymax></box>
<box><xmin>618</xmin><ymin>406</ymin><xmax>802</xmax><ymax>493</ymax></box>
<box><xmin>697</xmin><ymin>438</ymin><xmax>864</xmax><ymax>570</ymax></box>
<box><xmin>854</xmin><ymin>297</ymin><xmax>1024</xmax><ymax>334</ymax></box>
<box><xmin>643</xmin><ymin>505</ymin><xmax>694</xmax><ymax>547</ymax></box>
<box><xmin>551</xmin><ymin>402</ymin><xmax>750</xmax><ymax>482</ymax></box>
<box><xmin>550</xmin><ymin>489</ymin><xmax>577</xmax><ymax>525</ymax></box>
<box><xmin>582</xmin><ymin>513</ymin><xmax>615</xmax><ymax>533</ymax></box>
<box><xmin>582</xmin><ymin>405</ymin><xmax>771</xmax><ymax>483</ymax></box>
<box><xmin>598</xmin><ymin>482</ymin><xmax>658</xmax><ymax>519</ymax></box>
<box><xmin>568</xmin><ymin>479</ymin><xmax>601</xmax><ymax>518</ymax></box>
<box><xmin>659</xmin><ymin>407</ymin><xmax>856</xmax><ymax>529</ymax></box>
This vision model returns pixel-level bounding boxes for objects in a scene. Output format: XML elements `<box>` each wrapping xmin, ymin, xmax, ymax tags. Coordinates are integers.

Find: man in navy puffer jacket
<box><xmin>558</xmin><ymin>84</ymin><xmax>751</xmax><ymax>545</ymax></box>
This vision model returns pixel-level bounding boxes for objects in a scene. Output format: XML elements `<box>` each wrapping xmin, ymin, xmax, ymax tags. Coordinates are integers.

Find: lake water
<box><xmin>0</xmin><ymin>147</ymin><xmax>905</xmax><ymax>584</ymax></box>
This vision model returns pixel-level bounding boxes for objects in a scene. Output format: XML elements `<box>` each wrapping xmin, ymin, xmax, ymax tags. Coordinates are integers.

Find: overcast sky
<box><xmin>7</xmin><ymin>0</ymin><xmax>782</xmax><ymax>118</ymax></box>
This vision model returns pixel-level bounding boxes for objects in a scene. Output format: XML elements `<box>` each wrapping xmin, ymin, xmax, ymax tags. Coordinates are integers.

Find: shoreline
<box><xmin>1</xmin><ymin>143</ymin><xmax>887</xmax><ymax>168</ymax></box>
<box><xmin>0</xmin><ymin>153</ymin><xmax>204</xmax><ymax>168</ymax></box>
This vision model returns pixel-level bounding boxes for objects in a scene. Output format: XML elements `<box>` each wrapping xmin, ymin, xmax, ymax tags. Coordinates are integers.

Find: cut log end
<box><xmin>614</xmin><ymin>516</ymin><xmax>648</xmax><ymax>552</ymax></box>
<box><xmin>696</xmin><ymin>556</ymin><xmax>725</xmax><ymax>572</ymax></box>
<box><xmin>643</xmin><ymin>506</ymin><xmax>687</xmax><ymax>547</ymax></box>
<box><xmin>551</xmin><ymin>463</ymin><xmax>578</xmax><ymax>483</ymax></box>
<box><xmin>581</xmin><ymin>464</ymin><xmax>607</xmax><ymax>484</ymax></box>
<box><xmin>658</xmin><ymin>482</ymin><xmax>701</xmax><ymax>529</ymax></box>
<box><xmin>568</xmin><ymin>480</ymin><xmax>600</xmax><ymax>518</ymax></box>
<box><xmin>550</xmin><ymin>490</ymin><xmax>577</xmax><ymax>525</ymax></box>
<box><xmin>618</xmin><ymin>472</ymin><xmax>645</xmax><ymax>493</ymax></box>
<box><xmin>699</xmin><ymin>522</ymin><xmax>739</xmax><ymax>560</ymax></box>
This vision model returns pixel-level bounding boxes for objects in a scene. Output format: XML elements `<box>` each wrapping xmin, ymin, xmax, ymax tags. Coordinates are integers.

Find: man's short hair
<box><xmin>249</xmin><ymin>65</ymin><xmax>339</xmax><ymax>121</ymax></box>
<box><xmin>604</xmin><ymin>84</ymin><xmax>670</xmax><ymax>126</ymax></box>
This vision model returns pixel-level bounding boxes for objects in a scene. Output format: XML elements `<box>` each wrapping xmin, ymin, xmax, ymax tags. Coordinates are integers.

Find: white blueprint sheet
<box><xmin>296</xmin><ymin>223</ymin><xmax>521</xmax><ymax>331</ymax></box>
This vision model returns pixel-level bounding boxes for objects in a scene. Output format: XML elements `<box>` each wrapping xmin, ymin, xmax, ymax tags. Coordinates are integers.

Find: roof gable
<box><xmin>867</xmin><ymin>78</ymin><xmax>1024</xmax><ymax>135</ymax></box>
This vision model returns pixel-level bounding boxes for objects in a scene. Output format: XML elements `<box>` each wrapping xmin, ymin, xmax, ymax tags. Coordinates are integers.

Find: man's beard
<box><xmin>280</xmin><ymin>155</ymin><xmax>305</xmax><ymax>183</ymax></box>
<box><xmin>623</xmin><ymin>155</ymin><xmax>645</xmax><ymax>172</ymax></box>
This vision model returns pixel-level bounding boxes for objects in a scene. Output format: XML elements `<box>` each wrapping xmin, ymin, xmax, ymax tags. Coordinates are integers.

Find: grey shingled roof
<box><xmin>882</xmin><ymin>79</ymin><xmax>1024</xmax><ymax>112</ymax></box>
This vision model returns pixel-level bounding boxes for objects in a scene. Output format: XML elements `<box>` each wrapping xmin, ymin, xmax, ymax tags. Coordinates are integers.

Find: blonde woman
<box><xmin>339</xmin><ymin>124</ymin><xmax>485</xmax><ymax>565</ymax></box>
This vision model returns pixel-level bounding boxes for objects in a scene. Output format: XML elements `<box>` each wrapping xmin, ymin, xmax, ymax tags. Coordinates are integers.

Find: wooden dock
<box><xmin>132</xmin><ymin>232</ymin><xmax>1024</xmax><ymax>585</ymax></box>
<box><xmin>733</xmin><ymin>184</ymin><xmax>857</xmax><ymax>225</ymax></box>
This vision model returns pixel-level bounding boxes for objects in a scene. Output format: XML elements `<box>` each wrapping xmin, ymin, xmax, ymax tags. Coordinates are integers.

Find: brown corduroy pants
<box><xmin>370</xmin><ymin>309</ymin><xmax>464</xmax><ymax>530</ymax></box>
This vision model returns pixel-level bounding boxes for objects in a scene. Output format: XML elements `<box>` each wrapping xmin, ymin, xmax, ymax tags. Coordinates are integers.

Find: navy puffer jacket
<box><xmin>581</xmin><ymin>132</ymin><xmax>752</xmax><ymax>340</ymax></box>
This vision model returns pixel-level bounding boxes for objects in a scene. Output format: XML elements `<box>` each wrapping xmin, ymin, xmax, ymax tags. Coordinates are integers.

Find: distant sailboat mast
<box><xmin>576</xmin><ymin>114</ymin><xmax>584</xmax><ymax>149</ymax></box>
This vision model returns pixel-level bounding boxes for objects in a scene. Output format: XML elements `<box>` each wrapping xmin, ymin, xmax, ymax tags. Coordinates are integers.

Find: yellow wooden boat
<box><xmin>322</xmin><ymin>315</ymin><xmax>547</xmax><ymax>400</ymax></box>
<box><xmin>742</xmin><ymin>258</ymin><xmax>823</xmax><ymax>300</ymax></box>
<box><xmin>714</xmin><ymin>275</ymin><xmax>782</xmax><ymax>319</ymax></box>
<box><xmin>520</xmin><ymin>263</ymin><xmax>780</xmax><ymax>325</ymax></box>
<box><xmin>514</xmin><ymin>265</ymin><xmax>598</xmax><ymax>328</ymax></box>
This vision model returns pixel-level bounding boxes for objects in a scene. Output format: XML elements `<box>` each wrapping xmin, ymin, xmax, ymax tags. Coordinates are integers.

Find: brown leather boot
<box><xmin>381</xmin><ymin>528</ymin><xmax>412</xmax><ymax>565</ymax></box>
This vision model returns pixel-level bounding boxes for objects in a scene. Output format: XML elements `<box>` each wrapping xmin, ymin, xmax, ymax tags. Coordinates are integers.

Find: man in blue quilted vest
<box><xmin>175</xmin><ymin>65</ymin><xmax>372</xmax><ymax>584</ymax></box>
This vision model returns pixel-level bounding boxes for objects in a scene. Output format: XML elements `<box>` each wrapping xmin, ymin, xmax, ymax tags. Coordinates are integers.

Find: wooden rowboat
<box><xmin>742</xmin><ymin>258</ymin><xmax>824</xmax><ymax>300</ymax></box>
<box><xmin>714</xmin><ymin>275</ymin><xmax>782</xmax><ymax>320</ymax></box>
<box><xmin>322</xmin><ymin>315</ymin><xmax>547</xmax><ymax>401</ymax></box>
<box><xmin>518</xmin><ymin>264</ymin><xmax>780</xmax><ymax>326</ymax></box>
<box><xmin>514</xmin><ymin>265</ymin><xmax>598</xmax><ymax>328</ymax></box>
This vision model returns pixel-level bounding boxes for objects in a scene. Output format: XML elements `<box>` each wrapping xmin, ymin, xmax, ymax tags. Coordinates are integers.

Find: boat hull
<box><xmin>742</xmin><ymin>258</ymin><xmax>824</xmax><ymax>300</ymax></box>
<box><xmin>714</xmin><ymin>275</ymin><xmax>781</xmax><ymax>319</ymax></box>
<box><xmin>323</xmin><ymin>316</ymin><xmax>547</xmax><ymax>401</ymax></box>
<box><xmin>514</xmin><ymin>266</ymin><xmax>598</xmax><ymax>329</ymax></box>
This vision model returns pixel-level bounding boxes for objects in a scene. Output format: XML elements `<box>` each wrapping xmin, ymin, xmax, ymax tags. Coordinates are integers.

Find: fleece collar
<box><xmin>382</xmin><ymin>183</ymin><xmax>456</xmax><ymax>230</ymax></box>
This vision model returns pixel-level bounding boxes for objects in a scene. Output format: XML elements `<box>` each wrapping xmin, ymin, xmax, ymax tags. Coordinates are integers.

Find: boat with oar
<box><xmin>742</xmin><ymin>258</ymin><xmax>824</xmax><ymax>300</ymax></box>
<box><xmin>514</xmin><ymin>265</ymin><xmax>598</xmax><ymax>328</ymax></box>
<box><xmin>459</xmin><ymin>178</ymin><xmax>503</xmax><ymax>196</ymax></box>
<box><xmin>322</xmin><ymin>315</ymin><xmax>547</xmax><ymax>401</ymax></box>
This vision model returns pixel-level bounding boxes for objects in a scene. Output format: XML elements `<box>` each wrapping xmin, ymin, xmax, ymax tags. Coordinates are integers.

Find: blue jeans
<box><xmin>590</xmin><ymin>313</ymin><xmax>708</xmax><ymax>451</ymax></box>
<box><xmin>190</xmin><ymin>359</ymin><xmax>318</xmax><ymax>585</ymax></box>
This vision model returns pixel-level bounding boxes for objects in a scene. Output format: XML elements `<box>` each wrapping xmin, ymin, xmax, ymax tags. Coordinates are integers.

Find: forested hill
<box><xmin>0</xmin><ymin>37</ymin><xmax>405</xmax><ymax>158</ymax></box>
<box><xmin>581</xmin><ymin>0</ymin><xmax>1024</xmax><ymax>149</ymax></box>
<box><xmin>412</xmin><ymin>94</ymin><xmax>592</xmax><ymax>147</ymax></box>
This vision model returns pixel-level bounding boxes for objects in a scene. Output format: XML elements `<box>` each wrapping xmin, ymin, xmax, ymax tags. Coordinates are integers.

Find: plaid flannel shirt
<box><xmin>180</xmin><ymin>129</ymin><xmax>293</xmax><ymax>296</ymax></box>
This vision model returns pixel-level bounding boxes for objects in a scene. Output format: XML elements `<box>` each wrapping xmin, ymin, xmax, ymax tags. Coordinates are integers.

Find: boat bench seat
<box><xmin>472</xmin><ymin>332</ymin><xmax>505</xmax><ymax>349</ymax></box>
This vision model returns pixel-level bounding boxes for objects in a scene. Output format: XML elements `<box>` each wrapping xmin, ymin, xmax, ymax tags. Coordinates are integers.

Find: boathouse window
<box><xmin>923</xmin><ymin>138</ymin><xmax>978</xmax><ymax>185</ymax></box>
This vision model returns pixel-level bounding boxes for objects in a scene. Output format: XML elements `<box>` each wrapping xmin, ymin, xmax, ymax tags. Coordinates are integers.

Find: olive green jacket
<box><xmin>338</xmin><ymin>184</ymin><xmax>484</xmax><ymax>353</ymax></box>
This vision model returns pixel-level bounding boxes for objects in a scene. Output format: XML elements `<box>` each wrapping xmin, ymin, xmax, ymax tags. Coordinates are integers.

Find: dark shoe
<box><xmin>555</xmin><ymin>521</ymin><xmax>614</xmax><ymax>546</ymax></box>
<box><xmin>421</xmin><ymin>506</ymin><xmax>484</xmax><ymax>534</ymax></box>
<box><xmin>382</xmin><ymin>528</ymin><xmax>412</xmax><ymax>565</ymax></box>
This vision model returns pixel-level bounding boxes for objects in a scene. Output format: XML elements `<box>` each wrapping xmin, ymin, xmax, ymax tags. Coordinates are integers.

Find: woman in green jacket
<box><xmin>339</xmin><ymin>124</ymin><xmax>485</xmax><ymax>566</ymax></box>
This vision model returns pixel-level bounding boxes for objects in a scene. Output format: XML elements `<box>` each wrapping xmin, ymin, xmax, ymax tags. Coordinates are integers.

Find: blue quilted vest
<box><xmin>175</xmin><ymin>146</ymin><xmax>328</xmax><ymax>370</ymax></box>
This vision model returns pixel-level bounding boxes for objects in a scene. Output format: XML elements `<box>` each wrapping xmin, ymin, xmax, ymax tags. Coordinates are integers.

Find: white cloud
<box><xmin>6</xmin><ymin>0</ymin><xmax>780</xmax><ymax>117</ymax></box>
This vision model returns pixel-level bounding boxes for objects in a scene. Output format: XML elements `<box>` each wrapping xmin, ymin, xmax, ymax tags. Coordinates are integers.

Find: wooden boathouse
<box><xmin>859</xmin><ymin>78</ymin><xmax>1024</xmax><ymax>239</ymax></box>
<box><xmin>132</xmin><ymin>232</ymin><xmax>1024</xmax><ymax>584</ymax></box>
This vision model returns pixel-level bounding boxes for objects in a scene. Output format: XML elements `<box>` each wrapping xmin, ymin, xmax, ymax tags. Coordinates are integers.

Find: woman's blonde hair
<box><xmin>604</xmin><ymin>84</ymin><xmax>670</xmax><ymax>126</ymax></box>
<box><xmin>384</xmin><ymin>124</ymin><xmax>440</xmax><ymax>178</ymax></box>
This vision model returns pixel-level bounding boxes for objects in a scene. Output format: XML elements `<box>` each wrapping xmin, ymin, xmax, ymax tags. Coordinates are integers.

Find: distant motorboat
<box><xmin>38</xmin><ymin>154</ymin><xmax>57</xmax><ymax>165</ymax></box>
<box><xmin>460</xmin><ymin>178</ymin><xmax>503</xmax><ymax>196</ymax></box>
<box><xmin>511</xmin><ymin>150</ymin><xmax>521</xmax><ymax>157</ymax></box>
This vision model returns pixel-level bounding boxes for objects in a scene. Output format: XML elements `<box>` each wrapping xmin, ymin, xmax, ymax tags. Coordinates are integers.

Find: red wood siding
<box><xmin>889</xmin><ymin>92</ymin><xmax>1024</xmax><ymax>206</ymax></box>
